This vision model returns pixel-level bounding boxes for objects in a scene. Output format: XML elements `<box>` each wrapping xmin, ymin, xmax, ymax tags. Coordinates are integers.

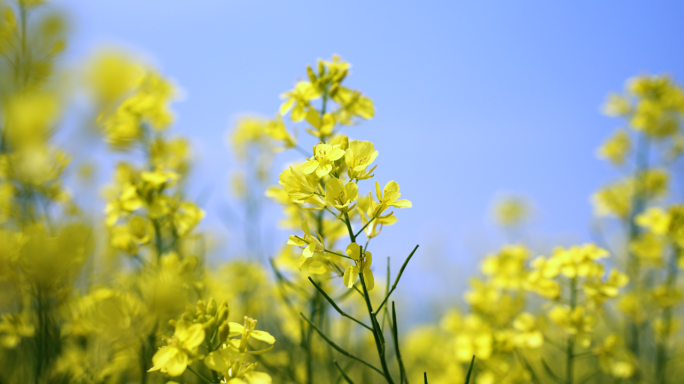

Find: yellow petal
<box><xmin>346</xmin><ymin>243</ymin><xmax>361</xmax><ymax>260</ymax></box>
<box><xmin>250</xmin><ymin>330</ymin><xmax>276</xmax><ymax>344</ymax></box>
<box><xmin>300</xmin><ymin>160</ymin><xmax>318</xmax><ymax>175</ymax></box>
<box><xmin>149</xmin><ymin>346</ymin><xmax>178</xmax><ymax>372</ymax></box>
<box><xmin>244</xmin><ymin>371</ymin><xmax>272</xmax><ymax>384</ymax></box>
<box><xmin>343</xmin><ymin>266</ymin><xmax>359</xmax><ymax>288</ymax></box>
<box><xmin>182</xmin><ymin>323</ymin><xmax>205</xmax><ymax>349</ymax></box>
<box><xmin>204</xmin><ymin>351</ymin><xmax>230</xmax><ymax>373</ymax></box>
<box><xmin>164</xmin><ymin>350</ymin><xmax>188</xmax><ymax>377</ymax></box>
<box><xmin>362</xmin><ymin>268</ymin><xmax>375</xmax><ymax>291</ymax></box>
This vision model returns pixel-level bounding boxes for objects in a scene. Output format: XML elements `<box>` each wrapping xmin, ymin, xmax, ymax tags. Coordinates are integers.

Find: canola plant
<box><xmin>0</xmin><ymin>1</ymin><xmax>683</xmax><ymax>383</ymax></box>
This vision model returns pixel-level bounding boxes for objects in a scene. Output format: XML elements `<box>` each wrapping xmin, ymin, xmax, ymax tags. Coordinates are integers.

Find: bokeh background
<box><xmin>56</xmin><ymin>0</ymin><xmax>684</xmax><ymax>319</ymax></box>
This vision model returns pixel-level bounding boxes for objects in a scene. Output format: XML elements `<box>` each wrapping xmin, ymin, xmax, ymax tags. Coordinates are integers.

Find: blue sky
<box><xmin>56</xmin><ymin>0</ymin><xmax>684</xmax><ymax>312</ymax></box>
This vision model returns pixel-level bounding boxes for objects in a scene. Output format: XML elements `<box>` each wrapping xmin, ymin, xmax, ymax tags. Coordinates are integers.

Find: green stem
<box><xmin>308</xmin><ymin>277</ymin><xmax>372</xmax><ymax>331</ymax></box>
<box><xmin>626</xmin><ymin>132</ymin><xmax>650</xmax><ymax>358</ymax></box>
<box><xmin>334</xmin><ymin>360</ymin><xmax>357</xmax><ymax>384</ymax></box>
<box><xmin>376</xmin><ymin>245</ymin><xmax>420</xmax><ymax>313</ymax></box>
<box><xmin>300</xmin><ymin>313</ymin><xmax>385</xmax><ymax>377</ymax></box>
<box><xmin>187</xmin><ymin>365</ymin><xmax>215</xmax><ymax>384</ymax></box>
<box><xmin>656</xmin><ymin>244</ymin><xmax>679</xmax><ymax>384</ymax></box>
<box><xmin>391</xmin><ymin>302</ymin><xmax>409</xmax><ymax>384</ymax></box>
<box><xmin>359</xmin><ymin>271</ymin><xmax>394</xmax><ymax>384</ymax></box>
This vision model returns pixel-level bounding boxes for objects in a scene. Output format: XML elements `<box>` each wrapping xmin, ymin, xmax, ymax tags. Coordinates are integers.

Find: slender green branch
<box><xmin>515</xmin><ymin>349</ymin><xmax>541</xmax><ymax>384</ymax></box>
<box><xmin>187</xmin><ymin>365</ymin><xmax>215</xmax><ymax>384</ymax></box>
<box><xmin>376</xmin><ymin>245</ymin><xmax>420</xmax><ymax>313</ymax></box>
<box><xmin>325</xmin><ymin>249</ymin><xmax>352</xmax><ymax>259</ymax></box>
<box><xmin>424</xmin><ymin>372</ymin><xmax>428</xmax><ymax>384</ymax></box>
<box><xmin>308</xmin><ymin>277</ymin><xmax>372</xmax><ymax>331</ymax></box>
<box><xmin>334</xmin><ymin>360</ymin><xmax>357</xmax><ymax>384</ymax></box>
<box><xmin>299</xmin><ymin>312</ymin><xmax>385</xmax><ymax>377</ymax></box>
<box><xmin>359</xmin><ymin>271</ymin><xmax>394</xmax><ymax>384</ymax></box>
<box><xmin>391</xmin><ymin>302</ymin><xmax>409</xmax><ymax>384</ymax></box>
<box><xmin>343</xmin><ymin>212</ymin><xmax>356</xmax><ymax>242</ymax></box>
<box><xmin>354</xmin><ymin>216</ymin><xmax>376</xmax><ymax>238</ymax></box>
<box><xmin>464</xmin><ymin>355</ymin><xmax>476</xmax><ymax>384</ymax></box>
<box><xmin>269</xmin><ymin>258</ymin><xmax>310</xmax><ymax>298</ymax></box>
<box><xmin>541</xmin><ymin>359</ymin><xmax>565</xmax><ymax>384</ymax></box>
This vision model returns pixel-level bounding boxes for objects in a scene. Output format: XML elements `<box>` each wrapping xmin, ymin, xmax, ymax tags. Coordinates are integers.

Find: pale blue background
<box><xmin>55</xmin><ymin>0</ymin><xmax>684</xmax><ymax>315</ymax></box>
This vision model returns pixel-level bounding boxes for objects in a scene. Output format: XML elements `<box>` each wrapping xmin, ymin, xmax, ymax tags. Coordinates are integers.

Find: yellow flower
<box><xmin>583</xmin><ymin>269</ymin><xmax>629</xmax><ymax>305</ymax></box>
<box><xmin>629</xmin><ymin>232</ymin><xmax>664</xmax><ymax>265</ymax></box>
<box><xmin>639</xmin><ymin>168</ymin><xmax>669</xmax><ymax>199</ymax></box>
<box><xmin>635</xmin><ymin>207</ymin><xmax>671</xmax><ymax>236</ymax></box>
<box><xmin>481</xmin><ymin>245</ymin><xmax>529</xmax><ymax>289</ymax></box>
<box><xmin>492</xmin><ymin>196</ymin><xmax>530</xmax><ymax>227</ymax></box>
<box><xmin>204</xmin><ymin>317</ymin><xmax>274</xmax><ymax>384</ymax></box>
<box><xmin>86</xmin><ymin>51</ymin><xmax>142</xmax><ymax>104</ymax></box>
<box><xmin>278</xmin><ymin>166</ymin><xmax>324</xmax><ymax>206</ymax></box>
<box><xmin>597</xmin><ymin>129</ymin><xmax>631</xmax><ymax>166</ymax></box>
<box><xmin>264</xmin><ymin>115</ymin><xmax>296</xmax><ymax>150</ymax></box>
<box><xmin>279</xmin><ymin>81</ymin><xmax>320</xmax><ymax>122</ymax></box>
<box><xmin>287</xmin><ymin>221</ymin><xmax>325</xmax><ymax>266</ymax></box>
<box><xmin>592</xmin><ymin>180</ymin><xmax>632</xmax><ymax>218</ymax></box>
<box><xmin>343</xmin><ymin>243</ymin><xmax>374</xmax><ymax>290</ymax></box>
<box><xmin>148</xmin><ymin>320</ymin><xmax>204</xmax><ymax>377</ymax></box>
<box><xmin>325</xmin><ymin>178</ymin><xmax>358</xmax><ymax>213</ymax></box>
<box><xmin>173</xmin><ymin>202</ymin><xmax>204</xmax><ymax>236</ymax></box>
<box><xmin>345</xmin><ymin>140</ymin><xmax>378</xmax><ymax>181</ymax></box>
<box><xmin>372</xmin><ymin>180</ymin><xmax>412</xmax><ymax>217</ymax></box>
<box><xmin>301</xmin><ymin>143</ymin><xmax>345</xmax><ymax>178</ymax></box>
<box><xmin>331</xmin><ymin>86</ymin><xmax>375</xmax><ymax>124</ymax></box>
<box><xmin>602</xmin><ymin>93</ymin><xmax>631</xmax><ymax>117</ymax></box>
<box><xmin>555</xmin><ymin>244</ymin><xmax>608</xmax><ymax>279</ymax></box>
<box><xmin>304</xmin><ymin>110</ymin><xmax>335</xmax><ymax>138</ymax></box>
<box><xmin>0</xmin><ymin>313</ymin><xmax>34</xmax><ymax>349</ymax></box>
<box><xmin>512</xmin><ymin>313</ymin><xmax>543</xmax><ymax>349</ymax></box>
<box><xmin>548</xmin><ymin>306</ymin><xmax>595</xmax><ymax>347</ymax></box>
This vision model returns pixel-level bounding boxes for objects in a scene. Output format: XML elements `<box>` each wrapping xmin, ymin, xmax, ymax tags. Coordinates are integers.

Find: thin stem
<box><xmin>300</xmin><ymin>313</ymin><xmax>385</xmax><ymax>377</ymax></box>
<box><xmin>354</xmin><ymin>216</ymin><xmax>376</xmax><ymax>239</ymax></box>
<box><xmin>308</xmin><ymin>277</ymin><xmax>372</xmax><ymax>331</ymax></box>
<box><xmin>334</xmin><ymin>360</ymin><xmax>357</xmax><ymax>384</ymax></box>
<box><xmin>391</xmin><ymin>302</ymin><xmax>409</xmax><ymax>384</ymax></box>
<box><xmin>626</xmin><ymin>132</ymin><xmax>650</xmax><ymax>358</ymax></box>
<box><xmin>359</xmin><ymin>272</ymin><xmax>394</xmax><ymax>384</ymax></box>
<box><xmin>464</xmin><ymin>355</ymin><xmax>476</xmax><ymax>384</ymax></box>
<box><xmin>656</xmin><ymin>244</ymin><xmax>680</xmax><ymax>384</ymax></box>
<box><xmin>187</xmin><ymin>365</ymin><xmax>215</xmax><ymax>384</ymax></box>
<box><xmin>325</xmin><ymin>249</ymin><xmax>352</xmax><ymax>259</ymax></box>
<box><xmin>376</xmin><ymin>245</ymin><xmax>420</xmax><ymax>313</ymax></box>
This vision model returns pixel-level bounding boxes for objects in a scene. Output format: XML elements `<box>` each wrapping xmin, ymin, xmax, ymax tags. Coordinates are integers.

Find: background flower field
<box><xmin>0</xmin><ymin>0</ymin><xmax>683</xmax><ymax>383</ymax></box>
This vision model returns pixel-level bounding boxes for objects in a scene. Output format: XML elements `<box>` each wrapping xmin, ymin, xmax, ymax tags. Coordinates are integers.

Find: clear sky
<box><xmin>55</xmin><ymin>0</ymin><xmax>684</xmax><ymax>314</ymax></box>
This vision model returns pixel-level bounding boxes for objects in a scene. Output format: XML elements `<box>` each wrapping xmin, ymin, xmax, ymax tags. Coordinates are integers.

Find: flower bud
<box><xmin>317</xmin><ymin>59</ymin><xmax>325</xmax><ymax>77</ymax></box>
<box><xmin>329</xmin><ymin>82</ymin><xmax>339</xmax><ymax>98</ymax></box>
<box><xmin>203</xmin><ymin>316</ymin><xmax>216</xmax><ymax>331</ymax></box>
<box><xmin>218</xmin><ymin>322</ymin><xmax>230</xmax><ymax>343</ymax></box>
<box><xmin>196</xmin><ymin>299</ymin><xmax>206</xmax><ymax>314</ymax></box>
<box><xmin>307</xmin><ymin>65</ymin><xmax>317</xmax><ymax>84</ymax></box>
<box><xmin>218</xmin><ymin>308</ymin><xmax>229</xmax><ymax>323</ymax></box>
<box><xmin>168</xmin><ymin>319</ymin><xmax>177</xmax><ymax>331</ymax></box>
<box><xmin>207</xmin><ymin>298</ymin><xmax>217</xmax><ymax>316</ymax></box>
